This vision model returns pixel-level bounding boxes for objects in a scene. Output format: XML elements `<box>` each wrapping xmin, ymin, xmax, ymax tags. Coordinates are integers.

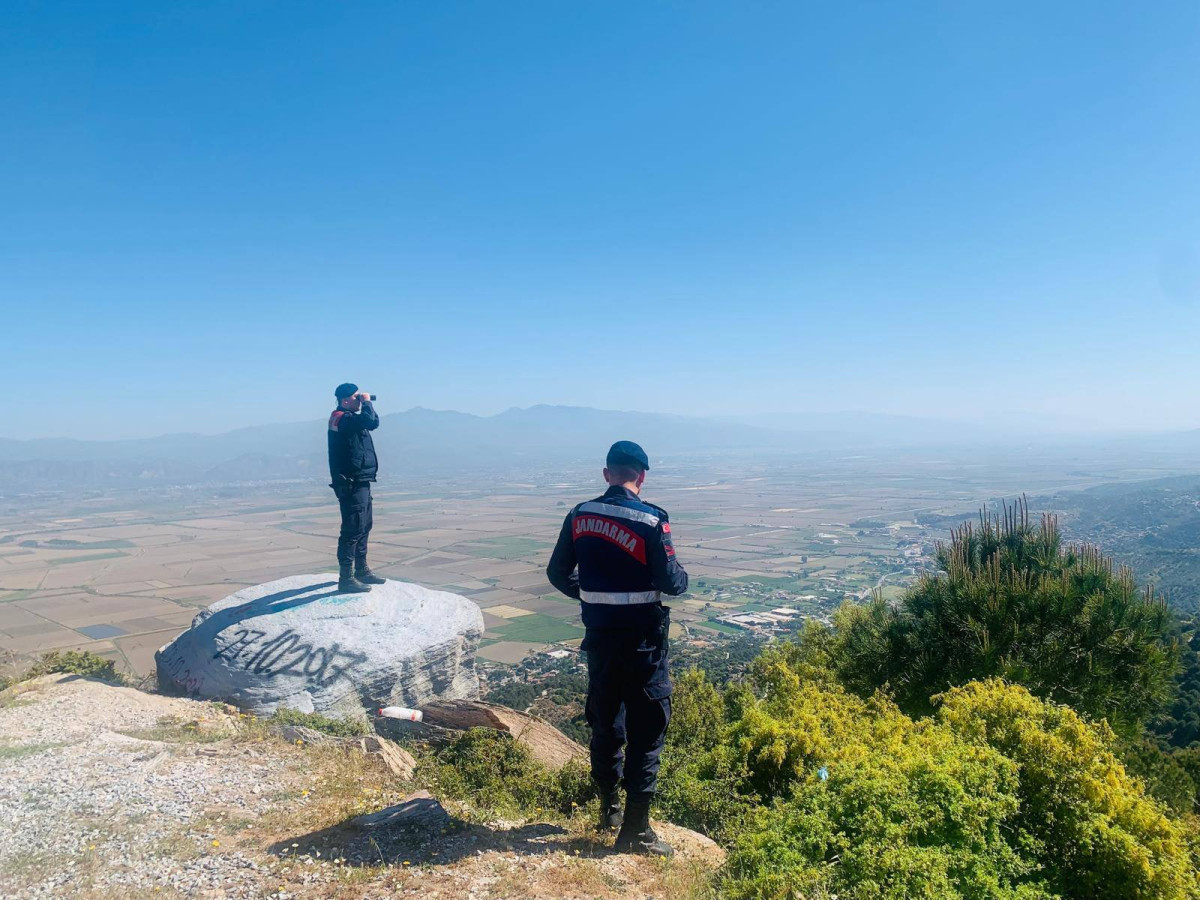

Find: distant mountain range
<box><xmin>0</xmin><ymin>406</ymin><xmax>789</xmax><ymax>490</ymax></box>
<box><xmin>1</xmin><ymin>405</ymin><xmax>1198</xmax><ymax>493</ymax></box>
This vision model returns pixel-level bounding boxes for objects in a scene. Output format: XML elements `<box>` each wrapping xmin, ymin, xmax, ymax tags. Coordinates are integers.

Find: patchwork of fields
<box><xmin>0</xmin><ymin>451</ymin><xmax>1145</xmax><ymax>675</ymax></box>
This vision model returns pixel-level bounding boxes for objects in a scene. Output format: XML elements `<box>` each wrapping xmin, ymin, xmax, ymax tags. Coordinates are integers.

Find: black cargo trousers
<box><xmin>583</xmin><ymin>605</ymin><xmax>672</xmax><ymax>797</ymax></box>
<box><xmin>334</xmin><ymin>481</ymin><xmax>373</xmax><ymax>569</ymax></box>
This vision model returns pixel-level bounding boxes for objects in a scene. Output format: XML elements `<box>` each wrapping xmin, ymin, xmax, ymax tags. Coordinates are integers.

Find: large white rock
<box><xmin>155</xmin><ymin>574</ymin><xmax>484</xmax><ymax>718</ymax></box>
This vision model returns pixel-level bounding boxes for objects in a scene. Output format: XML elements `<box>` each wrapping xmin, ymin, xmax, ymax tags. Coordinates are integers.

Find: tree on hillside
<box><xmin>829</xmin><ymin>498</ymin><xmax>1178</xmax><ymax>734</ymax></box>
<box><xmin>1150</xmin><ymin>613</ymin><xmax>1200</xmax><ymax>748</ymax></box>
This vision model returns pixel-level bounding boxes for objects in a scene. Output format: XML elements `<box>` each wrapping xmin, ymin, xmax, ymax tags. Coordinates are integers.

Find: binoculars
<box><xmin>362</xmin><ymin>394</ymin><xmax>377</xmax><ymax>401</ymax></box>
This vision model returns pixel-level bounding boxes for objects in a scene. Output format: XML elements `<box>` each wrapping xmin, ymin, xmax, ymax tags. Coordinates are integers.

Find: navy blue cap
<box><xmin>606</xmin><ymin>440</ymin><xmax>650</xmax><ymax>472</ymax></box>
<box><xmin>334</xmin><ymin>382</ymin><xmax>358</xmax><ymax>401</ymax></box>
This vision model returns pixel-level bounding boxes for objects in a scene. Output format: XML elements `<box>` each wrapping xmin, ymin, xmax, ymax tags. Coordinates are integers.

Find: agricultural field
<box><xmin>0</xmin><ymin>449</ymin><xmax>1171</xmax><ymax>675</ymax></box>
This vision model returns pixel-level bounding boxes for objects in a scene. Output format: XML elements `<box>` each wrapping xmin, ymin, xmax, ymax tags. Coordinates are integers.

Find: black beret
<box><xmin>334</xmin><ymin>383</ymin><xmax>359</xmax><ymax>401</ymax></box>
<box><xmin>606</xmin><ymin>440</ymin><xmax>650</xmax><ymax>472</ymax></box>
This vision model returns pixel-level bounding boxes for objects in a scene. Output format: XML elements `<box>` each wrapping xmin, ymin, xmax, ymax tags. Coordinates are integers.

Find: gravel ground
<box><xmin>0</xmin><ymin>675</ymin><xmax>722</xmax><ymax>900</ymax></box>
<box><xmin>0</xmin><ymin>675</ymin><xmax>295</xmax><ymax>899</ymax></box>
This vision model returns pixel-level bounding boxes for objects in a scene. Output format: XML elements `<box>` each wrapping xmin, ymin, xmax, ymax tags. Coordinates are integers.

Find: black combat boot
<box><xmin>338</xmin><ymin>564</ymin><xmax>372</xmax><ymax>593</ymax></box>
<box><xmin>598</xmin><ymin>785</ymin><xmax>623</xmax><ymax>831</ymax></box>
<box><xmin>613</xmin><ymin>794</ymin><xmax>673</xmax><ymax>857</ymax></box>
<box><xmin>354</xmin><ymin>563</ymin><xmax>386</xmax><ymax>585</ymax></box>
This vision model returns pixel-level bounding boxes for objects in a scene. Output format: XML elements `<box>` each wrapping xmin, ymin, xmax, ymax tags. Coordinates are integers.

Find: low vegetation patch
<box><xmin>268</xmin><ymin>706</ymin><xmax>370</xmax><ymax>738</ymax></box>
<box><xmin>118</xmin><ymin>715</ymin><xmax>228</xmax><ymax>744</ymax></box>
<box><xmin>0</xmin><ymin>678</ymin><xmax>44</xmax><ymax>708</ymax></box>
<box><xmin>657</xmin><ymin>661</ymin><xmax>1200</xmax><ymax>900</ymax></box>
<box><xmin>24</xmin><ymin>650</ymin><xmax>125</xmax><ymax>684</ymax></box>
<box><xmin>425</xmin><ymin>727</ymin><xmax>595</xmax><ymax>820</ymax></box>
<box><xmin>0</xmin><ymin>740</ymin><xmax>64</xmax><ymax>760</ymax></box>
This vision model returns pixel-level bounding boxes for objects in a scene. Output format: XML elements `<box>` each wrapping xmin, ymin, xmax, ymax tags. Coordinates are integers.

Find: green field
<box><xmin>461</xmin><ymin>537</ymin><xmax>554</xmax><ymax>559</ymax></box>
<box><xmin>20</xmin><ymin>539</ymin><xmax>134</xmax><ymax>550</ymax></box>
<box><xmin>47</xmin><ymin>551</ymin><xmax>128</xmax><ymax>566</ymax></box>
<box><xmin>731</xmin><ymin>574</ymin><xmax>810</xmax><ymax>591</ymax></box>
<box><xmin>495</xmin><ymin>613</ymin><xmax>584</xmax><ymax>643</ymax></box>
<box><xmin>698</xmin><ymin>620</ymin><xmax>743</xmax><ymax>635</ymax></box>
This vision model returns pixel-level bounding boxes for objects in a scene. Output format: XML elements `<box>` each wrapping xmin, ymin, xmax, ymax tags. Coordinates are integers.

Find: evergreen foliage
<box><xmin>1151</xmin><ymin>614</ymin><xmax>1200</xmax><ymax>748</ymax></box>
<box><xmin>1112</xmin><ymin>735</ymin><xmax>1199</xmax><ymax>816</ymax></box>
<box><xmin>830</xmin><ymin>499</ymin><xmax>1178</xmax><ymax>733</ymax></box>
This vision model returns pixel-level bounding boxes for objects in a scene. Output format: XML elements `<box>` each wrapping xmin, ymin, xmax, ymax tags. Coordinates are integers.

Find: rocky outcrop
<box><xmin>375</xmin><ymin>699</ymin><xmax>587</xmax><ymax>769</ymax></box>
<box><xmin>351</xmin><ymin>791</ymin><xmax>450</xmax><ymax>832</ymax></box>
<box><xmin>425</xmin><ymin>701</ymin><xmax>587</xmax><ymax>769</ymax></box>
<box><xmin>155</xmin><ymin>574</ymin><xmax>484</xmax><ymax>718</ymax></box>
<box><xmin>359</xmin><ymin>735</ymin><xmax>418</xmax><ymax>779</ymax></box>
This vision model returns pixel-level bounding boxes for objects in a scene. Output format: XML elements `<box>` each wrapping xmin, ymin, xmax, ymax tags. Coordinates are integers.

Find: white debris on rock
<box><xmin>156</xmin><ymin>574</ymin><xmax>484</xmax><ymax>717</ymax></box>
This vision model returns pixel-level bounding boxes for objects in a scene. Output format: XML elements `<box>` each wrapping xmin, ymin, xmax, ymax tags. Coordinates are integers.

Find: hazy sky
<box><xmin>3</xmin><ymin>2</ymin><xmax>1199</xmax><ymax>440</ymax></box>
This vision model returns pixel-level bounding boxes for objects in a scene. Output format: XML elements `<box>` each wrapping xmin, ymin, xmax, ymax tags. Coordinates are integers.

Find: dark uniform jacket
<box><xmin>546</xmin><ymin>485</ymin><xmax>688</xmax><ymax>630</ymax></box>
<box><xmin>327</xmin><ymin>401</ymin><xmax>380</xmax><ymax>487</ymax></box>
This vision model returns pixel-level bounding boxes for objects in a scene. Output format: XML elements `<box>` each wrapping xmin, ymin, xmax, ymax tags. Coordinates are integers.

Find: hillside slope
<box><xmin>0</xmin><ymin>675</ymin><xmax>720</xmax><ymax>899</ymax></box>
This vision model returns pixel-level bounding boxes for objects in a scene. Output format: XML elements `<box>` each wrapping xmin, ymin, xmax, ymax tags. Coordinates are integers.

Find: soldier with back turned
<box><xmin>546</xmin><ymin>441</ymin><xmax>688</xmax><ymax>857</ymax></box>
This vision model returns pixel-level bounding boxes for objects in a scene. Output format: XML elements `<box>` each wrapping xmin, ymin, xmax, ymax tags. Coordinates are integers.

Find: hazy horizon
<box><xmin>3</xmin><ymin>402</ymin><xmax>1199</xmax><ymax>446</ymax></box>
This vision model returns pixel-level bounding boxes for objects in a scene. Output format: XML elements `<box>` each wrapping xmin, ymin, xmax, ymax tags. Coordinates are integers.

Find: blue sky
<box><xmin>3</xmin><ymin>1</ymin><xmax>1199</xmax><ymax>439</ymax></box>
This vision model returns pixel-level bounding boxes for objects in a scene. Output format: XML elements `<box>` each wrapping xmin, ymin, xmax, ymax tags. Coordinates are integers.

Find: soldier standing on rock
<box><xmin>328</xmin><ymin>383</ymin><xmax>387</xmax><ymax>593</ymax></box>
<box><xmin>546</xmin><ymin>441</ymin><xmax>688</xmax><ymax>857</ymax></box>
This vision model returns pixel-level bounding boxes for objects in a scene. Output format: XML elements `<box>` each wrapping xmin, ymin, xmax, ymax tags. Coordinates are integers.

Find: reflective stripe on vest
<box><xmin>577</xmin><ymin>502</ymin><xmax>660</xmax><ymax>528</ymax></box>
<box><xmin>580</xmin><ymin>589</ymin><xmax>662</xmax><ymax>606</ymax></box>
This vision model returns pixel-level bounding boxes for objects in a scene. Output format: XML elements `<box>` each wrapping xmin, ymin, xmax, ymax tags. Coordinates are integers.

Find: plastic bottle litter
<box><xmin>817</xmin><ymin>766</ymin><xmax>829</xmax><ymax>781</ymax></box>
<box><xmin>378</xmin><ymin>706</ymin><xmax>424</xmax><ymax>722</ymax></box>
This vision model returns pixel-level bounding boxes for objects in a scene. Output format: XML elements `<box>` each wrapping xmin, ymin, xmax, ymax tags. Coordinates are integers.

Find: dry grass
<box><xmin>148</xmin><ymin>827</ymin><xmax>205</xmax><ymax>863</ymax></box>
<box><xmin>0</xmin><ymin>814</ymin><xmax>172</xmax><ymax>898</ymax></box>
<box><xmin>66</xmin><ymin>887</ymin><xmax>188</xmax><ymax>900</ymax></box>
<box><xmin>235</xmin><ymin>739</ymin><xmax>413</xmax><ymax>849</ymax></box>
<box><xmin>0</xmin><ymin>739</ymin><xmax>64</xmax><ymax>760</ymax></box>
<box><xmin>0</xmin><ymin>847</ymin><xmax>58</xmax><ymax>883</ymax></box>
<box><xmin>0</xmin><ymin>679</ymin><xmax>45</xmax><ymax>710</ymax></box>
<box><xmin>647</xmin><ymin>855</ymin><xmax>719</xmax><ymax>900</ymax></box>
<box><xmin>116</xmin><ymin>715</ymin><xmax>229</xmax><ymax>744</ymax></box>
<box><xmin>526</xmin><ymin>855</ymin><xmax>619</xmax><ymax>896</ymax></box>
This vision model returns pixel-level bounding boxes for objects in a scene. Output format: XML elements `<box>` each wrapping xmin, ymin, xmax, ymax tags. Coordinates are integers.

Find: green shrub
<box><xmin>658</xmin><ymin>657</ymin><xmax>1200</xmax><ymax>900</ymax></box>
<box><xmin>26</xmin><ymin>650</ymin><xmax>123</xmax><ymax>683</ymax></box>
<box><xmin>938</xmin><ymin>679</ymin><xmax>1200</xmax><ymax>900</ymax></box>
<box><xmin>428</xmin><ymin>727</ymin><xmax>595</xmax><ymax>818</ymax></box>
<box><xmin>717</xmin><ymin>661</ymin><xmax>1037</xmax><ymax>899</ymax></box>
<box><xmin>268</xmin><ymin>706</ymin><xmax>368</xmax><ymax>738</ymax></box>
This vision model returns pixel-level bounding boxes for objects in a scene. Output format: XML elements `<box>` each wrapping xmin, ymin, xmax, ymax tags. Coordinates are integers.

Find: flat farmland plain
<box><xmin>0</xmin><ymin>449</ymin><xmax>1168</xmax><ymax>675</ymax></box>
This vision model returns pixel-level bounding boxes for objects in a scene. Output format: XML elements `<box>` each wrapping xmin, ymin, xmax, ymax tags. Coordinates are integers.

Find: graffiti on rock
<box><xmin>213</xmin><ymin>627</ymin><xmax>368</xmax><ymax>684</ymax></box>
<box><xmin>161</xmin><ymin>626</ymin><xmax>368</xmax><ymax>696</ymax></box>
